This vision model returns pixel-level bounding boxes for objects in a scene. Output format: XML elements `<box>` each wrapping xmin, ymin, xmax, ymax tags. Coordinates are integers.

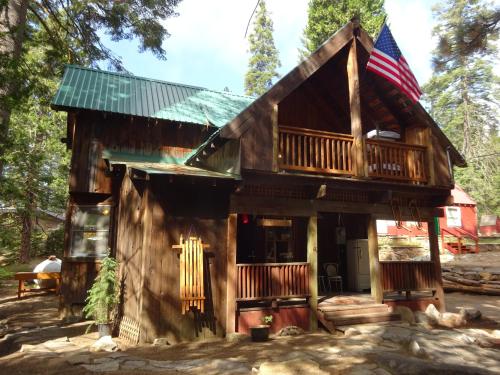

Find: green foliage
<box><xmin>83</xmin><ymin>254</ymin><xmax>119</xmax><ymax>324</ymax></box>
<box><xmin>45</xmin><ymin>226</ymin><xmax>65</xmax><ymax>257</ymax></box>
<box><xmin>301</xmin><ymin>0</ymin><xmax>386</xmax><ymax>56</ymax></box>
<box><xmin>244</xmin><ymin>0</ymin><xmax>281</xmax><ymax>96</ymax></box>
<box><xmin>262</xmin><ymin>315</ymin><xmax>273</xmax><ymax>325</ymax></box>
<box><xmin>423</xmin><ymin>0</ymin><xmax>499</xmax><ymax>216</ymax></box>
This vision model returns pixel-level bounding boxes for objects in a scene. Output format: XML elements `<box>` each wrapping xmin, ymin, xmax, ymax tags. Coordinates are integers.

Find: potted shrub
<box><xmin>82</xmin><ymin>254</ymin><xmax>119</xmax><ymax>337</ymax></box>
<box><xmin>250</xmin><ymin>315</ymin><xmax>273</xmax><ymax>342</ymax></box>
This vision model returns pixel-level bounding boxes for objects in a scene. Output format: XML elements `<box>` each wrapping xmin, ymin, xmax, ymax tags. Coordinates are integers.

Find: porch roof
<box><xmin>109</xmin><ymin>160</ymin><xmax>238</xmax><ymax>180</ymax></box>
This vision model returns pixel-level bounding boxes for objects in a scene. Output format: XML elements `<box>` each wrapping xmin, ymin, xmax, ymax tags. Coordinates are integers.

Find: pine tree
<box><xmin>244</xmin><ymin>0</ymin><xmax>281</xmax><ymax>97</ymax></box>
<box><xmin>301</xmin><ymin>0</ymin><xmax>386</xmax><ymax>56</ymax></box>
<box><xmin>423</xmin><ymin>0</ymin><xmax>499</xmax><ymax>215</ymax></box>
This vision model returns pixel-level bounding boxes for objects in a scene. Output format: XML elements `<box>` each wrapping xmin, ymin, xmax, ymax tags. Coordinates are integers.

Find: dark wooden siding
<box><xmin>432</xmin><ymin>134</ymin><xmax>452</xmax><ymax>187</ymax></box>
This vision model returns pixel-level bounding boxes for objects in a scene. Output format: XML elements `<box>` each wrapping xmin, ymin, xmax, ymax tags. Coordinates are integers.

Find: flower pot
<box><xmin>98</xmin><ymin>323</ymin><xmax>111</xmax><ymax>338</ymax></box>
<box><xmin>250</xmin><ymin>325</ymin><xmax>270</xmax><ymax>342</ymax></box>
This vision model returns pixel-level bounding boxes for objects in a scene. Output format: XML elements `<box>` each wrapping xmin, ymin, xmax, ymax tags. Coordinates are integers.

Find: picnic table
<box><xmin>14</xmin><ymin>272</ymin><xmax>61</xmax><ymax>299</ymax></box>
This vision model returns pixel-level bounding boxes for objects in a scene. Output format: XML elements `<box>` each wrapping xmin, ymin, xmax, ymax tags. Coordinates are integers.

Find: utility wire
<box><xmin>244</xmin><ymin>0</ymin><xmax>261</xmax><ymax>38</ymax></box>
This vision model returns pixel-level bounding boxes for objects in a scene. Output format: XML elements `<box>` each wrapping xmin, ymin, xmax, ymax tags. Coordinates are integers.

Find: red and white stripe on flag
<box><xmin>367</xmin><ymin>49</ymin><xmax>422</xmax><ymax>103</ymax></box>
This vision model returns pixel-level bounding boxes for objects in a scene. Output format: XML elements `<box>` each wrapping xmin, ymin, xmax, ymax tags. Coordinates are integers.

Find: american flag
<box><xmin>366</xmin><ymin>24</ymin><xmax>422</xmax><ymax>103</ymax></box>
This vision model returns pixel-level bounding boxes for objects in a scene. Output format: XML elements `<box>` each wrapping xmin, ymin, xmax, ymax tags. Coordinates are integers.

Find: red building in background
<box><xmin>384</xmin><ymin>186</ymin><xmax>478</xmax><ymax>254</ymax></box>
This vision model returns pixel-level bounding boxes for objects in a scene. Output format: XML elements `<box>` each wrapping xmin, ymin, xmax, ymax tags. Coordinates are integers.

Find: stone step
<box><xmin>327</xmin><ymin>312</ymin><xmax>400</xmax><ymax>326</ymax></box>
<box><xmin>320</xmin><ymin>304</ymin><xmax>390</xmax><ymax>317</ymax></box>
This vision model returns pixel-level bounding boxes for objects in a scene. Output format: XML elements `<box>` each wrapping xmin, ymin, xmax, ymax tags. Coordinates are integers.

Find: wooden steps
<box><xmin>317</xmin><ymin>296</ymin><xmax>400</xmax><ymax>332</ymax></box>
<box><xmin>445</xmin><ymin>241</ymin><xmax>474</xmax><ymax>254</ymax></box>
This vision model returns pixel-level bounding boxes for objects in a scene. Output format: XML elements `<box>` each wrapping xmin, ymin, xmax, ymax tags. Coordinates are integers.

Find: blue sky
<box><xmin>101</xmin><ymin>0</ymin><xmax>439</xmax><ymax>94</ymax></box>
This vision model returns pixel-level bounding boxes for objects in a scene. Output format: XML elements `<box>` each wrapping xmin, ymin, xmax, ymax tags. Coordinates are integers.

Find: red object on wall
<box><xmin>237</xmin><ymin>305</ymin><xmax>310</xmax><ymax>334</ymax></box>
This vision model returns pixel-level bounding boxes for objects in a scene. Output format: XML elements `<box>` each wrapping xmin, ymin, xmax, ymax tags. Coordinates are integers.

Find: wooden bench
<box><xmin>14</xmin><ymin>272</ymin><xmax>61</xmax><ymax>299</ymax></box>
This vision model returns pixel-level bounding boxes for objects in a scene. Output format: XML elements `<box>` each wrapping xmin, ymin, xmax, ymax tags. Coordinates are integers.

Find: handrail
<box><xmin>278</xmin><ymin>126</ymin><xmax>354</xmax><ymax>175</ymax></box>
<box><xmin>236</xmin><ymin>262</ymin><xmax>310</xmax><ymax>301</ymax></box>
<box><xmin>441</xmin><ymin>227</ymin><xmax>479</xmax><ymax>254</ymax></box>
<box><xmin>365</xmin><ymin>139</ymin><xmax>428</xmax><ymax>183</ymax></box>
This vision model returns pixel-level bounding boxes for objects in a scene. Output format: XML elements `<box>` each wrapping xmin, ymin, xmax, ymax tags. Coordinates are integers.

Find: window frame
<box><xmin>68</xmin><ymin>204</ymin><xmax>113</xmax><ymax>258</ymax></box>
<box><xmin>446</xmin><ymin>206</ymin><xmax>462</xmax><ymax>228</ymax></box>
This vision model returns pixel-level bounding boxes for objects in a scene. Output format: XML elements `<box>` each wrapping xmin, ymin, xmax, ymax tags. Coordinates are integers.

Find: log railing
<box><xmin>365</xmin><ymin>139</ymin><xmax>427</xmax><ymax>183</ymax></box>
<box><xmin>236</xmin><ymin>262</ymin><xmax>310</xmax><ymax>301</ymax></box>
<box><xmin>380</xmin><ymin>261</ymin><xmax>437</xmax><ymax>292</ymax></box>
<box><xmin>278</xmin><ymin>126</ymin><xmax>354</xmax><ymax>175</ymax></box>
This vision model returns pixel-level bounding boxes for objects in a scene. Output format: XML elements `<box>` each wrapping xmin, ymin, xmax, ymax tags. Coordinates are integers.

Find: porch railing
<box><xmin>236</xmin><ymin>262</ymin><xmax>310</xmax><ymax>301</ymax></box>
<box><xmin>380</xmin><ymin>261</ymin><xmax>437</xmax><ymax>292</ymax></box>
<box><xmin>278</xmin><ymin>126</ymin><xmax>354</xmax><ymax>175</ymax></box>
<box><xmin>365</xmin><ymin>139</ymin><xmax>427</xmax><ymax>183</ymax></box>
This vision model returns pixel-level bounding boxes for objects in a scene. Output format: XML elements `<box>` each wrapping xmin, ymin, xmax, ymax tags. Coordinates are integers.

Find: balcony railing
<box><xmin>278</xmin><ymin>126</ymin><xmax>354</xmax><ymax>175</ymax></box>
<box><xmin>236</xmin><ymin>262</ymin><xmax>310</xmax><ymax>301</ymax></box>
<box><xmin>365</xmin><ymin>139</ymin><xmax>427</xmax><ymax>183</ymax></box>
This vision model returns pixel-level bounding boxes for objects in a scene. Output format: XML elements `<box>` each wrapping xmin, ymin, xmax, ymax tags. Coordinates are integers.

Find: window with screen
<box><xmin>446</xmin><ymin>207</ymin><xmax>461</xmax><ymax>227</ymax></box>
<box><xmin>70</xmin><ymin>205</ymin><xmax>112</xmax><ymax>257</ymax></box>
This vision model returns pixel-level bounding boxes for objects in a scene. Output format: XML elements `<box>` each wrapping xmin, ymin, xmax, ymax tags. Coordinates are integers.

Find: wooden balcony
<box><xmin>278</xmin><ymin>126</ymin><xmax>354</xmax><ymax>175</ymax></box>
<box><xmin>278</xmin><ymin>125</ymin><xmax>428</xmax><ymax>184</ymax></box>
<box><xmin>380</xmin><ymin>261</ymin><xmax>437</xmax><ymax>292</ymax></box>
<box><xmin>365</xmin><ymin>139</ymin><xmax>427</xmax><ymax>183</ymax></box>
<box><xmin>236</xmin><ymin>262</ymin><xmax>310</xmax><ymax>301</ymax></box>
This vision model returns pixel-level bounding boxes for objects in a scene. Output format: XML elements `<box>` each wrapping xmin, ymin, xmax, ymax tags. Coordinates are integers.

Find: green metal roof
<box><xmin>51</xmin><ymin>65</ymin><xmax>254</xmax><ymax>127</ymax></box>
<box><xmin>111</xmin><ymin>161</ymin><xmax>237</xmax><ymax>179</ymax></box>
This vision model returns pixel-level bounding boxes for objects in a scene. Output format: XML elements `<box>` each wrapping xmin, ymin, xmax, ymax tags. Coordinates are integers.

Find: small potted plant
<box><xmin>83</xmin><ymin>253</ymin><xmax>119</xmax><ymax>337</ymax></box>
<box><xmin>250</xmin><ymin>315</ymin><xmax>273</xmax><ymax>342</ymax></box>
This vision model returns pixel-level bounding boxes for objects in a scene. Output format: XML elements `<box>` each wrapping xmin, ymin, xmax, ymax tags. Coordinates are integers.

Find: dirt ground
<box><xmin>0</xmin><ymin>283</ymin><xmax>499</xmax><ymax>375</ymax></box>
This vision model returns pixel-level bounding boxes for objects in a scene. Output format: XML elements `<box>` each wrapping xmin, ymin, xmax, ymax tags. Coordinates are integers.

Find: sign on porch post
<box><xmin>172</xmin><ymin>235</ymin><xmax>210</xmax><ymax>314</ymax></box>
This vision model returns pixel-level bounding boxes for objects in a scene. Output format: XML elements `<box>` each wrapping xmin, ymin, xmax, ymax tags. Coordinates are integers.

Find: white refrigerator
<box><xmin>346</xmin><ymin>239</ymin><xmax>371</xmax><ymax>292</ymax></box>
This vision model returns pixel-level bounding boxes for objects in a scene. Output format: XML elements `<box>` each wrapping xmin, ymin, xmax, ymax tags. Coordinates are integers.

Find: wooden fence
<box><xmin>278</xmin><ymin>126</ymin><xmax>354</xmax><ymax>175</ymax></box>
<box><xmin>365</xmin><ymin>139</ymin><xmax>427</xmax><ymax>183</ymax></box>
<box><xmin>380</xmin><ymin>261</ymin><xmax>436</xmax><ymax>292</ymax></box>
<box><xmin>236</xmin><ymin>262</ymin><xmax>310</xmax><ymax>301</ymax></box>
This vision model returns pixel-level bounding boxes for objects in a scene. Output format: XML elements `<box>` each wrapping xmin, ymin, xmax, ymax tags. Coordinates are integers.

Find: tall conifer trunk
<box><xmin>0</xmin><ymin>0</ymin><xmax>28</xmax><ymax>176</ymax></box>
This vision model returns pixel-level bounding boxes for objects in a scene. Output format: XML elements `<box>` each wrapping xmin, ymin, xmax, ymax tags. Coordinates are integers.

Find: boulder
<box><xmin>152</xmin><ymin>337</ymin><xmax>169</xmax><ymax>346</ymax></box>
<box><xmin>276</xmin><ymin>326</ymin><xmax>305</xmax><ymax>337</ymax></box>
<box><xmin>415</xmin><ymin>311</ymin><xmax>436</xmax><ymax>326</ymax></box>
<box><xmin>394</xmin><ymin>306</ymin><xmax>415</xmax><ymax>325</ymax></box>
<box><xmin>344</xmin><ymin>327</ymin><xmax>361</xmax><ymax>337</ymax></box>
<box><xmin>425</xmin><ymin>304</ymin><xmax>441</xmax><ymax>322</ymax></box>
<box><xmin>408</xmin><ymin>340</ymin><xmax>426</xmax><ymax>357</ymax></box>
<box><xmin>459</xmin><ymin>308</ymin><xmax>482</xmax><ymax>321</ymax></box>
<box><xmin>439</xmin><ymin>312</ymin><xmax>467</xmax><ymax>328</ymax></box>
<box><xmin>89</xmin><ymin>335</ymin><xmax>118</xmax><ymax>352</ymax></box>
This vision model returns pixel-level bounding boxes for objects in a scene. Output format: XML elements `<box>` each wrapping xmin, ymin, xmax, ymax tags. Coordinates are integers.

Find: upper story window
<box><xmin>446</xmin><ymin>206</ymin><xmax>462</xmax><ymax>227</ymax></box>
<box><xmin>70</xmin><ymin>205</ymin><xmax>112</xmax><ymax>257</ymax></box>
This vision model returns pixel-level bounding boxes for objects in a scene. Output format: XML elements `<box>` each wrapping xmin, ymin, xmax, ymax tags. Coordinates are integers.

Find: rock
<box><xmin>479</xmin><ymin>272</ymin><xmax>492</xmax><ymax>281</ymax></box>
<box><xmin>259</xmin><ymin>358</ymin><xmax>328</xmax><ymax>375</ymax></box>
<box><xmin>344</xmin><ymin>327</ymin><xmax>361</xmax><ymax>337</ymax></box>
<box><xmin>425</xmin><ymin>304</ymin><xmax>441</xmax><ymax>321</ymax></box>
<box><xmin>459</xmin><ymin>308</ymin><xmax>482</xmax><ymax>321</ymax></box>
<box><xmin>89</xmin><ymin>335</ymin><xmax>118</xmax><ymax>352</ymax></box>
<box><xmin>458</xmin><ymin>334</ymin><xmax>476</xmax><ymax>344</ymax></box>
<box><xmin>276</xmin><ymin>325</ymin><xmax>305</xmax><ymax>336</ymax></box>
<box><xmin>82</xmin><ymin>360</ymin><xmax>120</xmax><ymax>372</ymax></box>
<box><xmin>394</xmin><ymin>306</ymin><xmax>415</xmax><ymax>325</ymax></box>
<box><xmin>439</xmin><ymin>312</ymin><xmax>467</xmax><ymax>328</ymax></box>
<box><xmin>408</xmin><ymin>340</ymin><xmax>425</xmax><ymax>357</ymax></box>
<box><xmin>120</xmin><ymin>360</ymin><xmax>147</xmax><ymax>370</ymax></box>
<box><xmin>373</xmin><ymin>368</ymin><xmax>392</xmax><ymax>375</ymax></box>
<box><xmin>226</xmin><ymin>332</ymin><xmax>250</xmax><ymax>343</ymax></box>
<box><xmin>414</xmin><ymin>311</ymin><xmax>435</xmax><ymax>326</ymax></box>
<box><xmin>20</xmin><ymin>322</ymin><xmax>38</xmax><ymax>329</ymax></box>
<box><xmin>67</xmin><ymin>354</ymin><xmax>92</xmax><ymax>365</ymax></box>
<box><xmin>152</xmin><ymin>337</ymin><xmax>169</xmax><ymax>346</ymax></box>
<box><xmin>204</xmin><ymin>359</ymin><xmax>250</xmax><ymax>374</ymax></box>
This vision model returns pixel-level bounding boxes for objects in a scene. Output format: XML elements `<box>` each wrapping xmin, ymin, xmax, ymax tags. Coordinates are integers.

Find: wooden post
<box><xmin>367</xmin><ymin>216</ymin><xmax>383</xmax><ymax>303</ymax></box>
<box><xmin>425</xmin><ymin>128</ymin><xmax>436</xmax><ymax>185</ymax></box>
<box><xmin>139</xmin><ymin>178</ymin><xmax>153</xmax><ymax>343</ymax></box>
<box><xmin>271</xmin><ymin>104</ymin><xmax>279</xmax><ymax>172</ymax></box>
<box><xmin>428</xmin><ymin>218</ymin><xmax>446</xmax><ymax>312</ymax></box>
<box><xmin>226</xmin><ymin>213</ymin><xmax>237</xmax><ymax>334</ymax></box>
<box><xmin>347</xmin><ymin>37</ymin><xmax>366</xmax><ymax>178</ymax></box>
<box><xmin>307</xmin><ymin>215</ymin><xmax>318</xmax><ymax>331</ymax></box>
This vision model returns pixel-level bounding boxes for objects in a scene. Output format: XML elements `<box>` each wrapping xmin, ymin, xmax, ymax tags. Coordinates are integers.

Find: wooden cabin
<box><xmin>51</xmin><ymin>21</ymin><xmax>465</xmax><ymax>343</ymax></box>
